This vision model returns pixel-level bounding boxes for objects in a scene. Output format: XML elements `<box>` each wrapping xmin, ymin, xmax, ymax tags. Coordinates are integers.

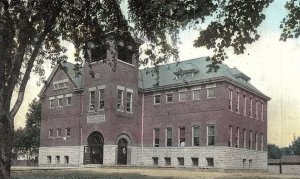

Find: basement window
<box><xmin>206</xmin><ymin>158</ymin><xmax>214</xmax><ymax>167</ymax></box>
<box><xmin>177</xmin><ymin>157</ymin><xmax>184</xmax><ymax>166</ymax></box>
<box><xmin>152</xmin><ymin>157</ymin><xmax>158</xmax><ymax>166</ymax></box>
<box><xmin>64</xmin><ymin>156</ymin><xmax>69</xmax><ymax>164</ymax></box>
<box><xmin>165</xmin><ymin>157</ymin><xmax>171</xmax><ymax>166</ymax></box>
<box><xmin>191</xmin><ymin>158</ymin><xmax>199</xmax><ymax>167</ymax></box>
<box><xmin>47</xmin><ymin>156</ymin><xmax>51</xmax><ymax>164</ymax></box>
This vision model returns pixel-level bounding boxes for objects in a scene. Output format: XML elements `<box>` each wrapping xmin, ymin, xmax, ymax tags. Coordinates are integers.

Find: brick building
<box><xmin>38</xmin><ymin>33</ymin><xmax>270</xmax><ymax>170</ymax></box>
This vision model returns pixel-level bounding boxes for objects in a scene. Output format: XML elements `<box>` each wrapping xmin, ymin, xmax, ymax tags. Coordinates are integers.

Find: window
<box><xmin>166</xmin><ymin>128</ymin><xmax>172</xmax><ymax>147</ymax></box>
<box><xmin>179</xmin><ymin>91</ymin><xmax>187</xmax><ymax>101</ymax></box>
<box><xmin>179</xmin><ymin>127</ymin><xmax>185</xmax><ymax>147</ymax></box>
<box><xmin>229</xmin><ymin>126</ymin><xmax>233</xmax><ymax>147</ymax></box>
<box><xmin>153</xmin><ymin>157</ymin><xmax>158</xmax><ymax>166</ymax></box>
<box><xmin>47</xmin><ymin>156</ymin><xmax>51</xmax><ymax>164</ymax></box>
<box><xmin>249</xmin><ymin>98</ymin><xmax>253</xmax><ymax>117</ymax></box>
<box><xmin>66</xmin><ymin>128</ymin><xmax>70</xmax><ymax>137</ymax></box>
<box><xmin>192</xmin><ymin>126</ymin><xmax>200</xmax><ymax>146</ymax></box>
<box><xmin>117</xmin><ymin>87</ymin><xmax>124</xmax><ymax>110</ymax></box>
<box><xmin>249</xmin><ymin>131</ymin><xmax>253</xmax><ymax>149</ymax></box>
<box><xmin>249</xmin><ymin>159</ymin><xmax>253</xmax><ymax>168</ymax></box>
<box><xmin>192</xmin><ymin>88</ymin><xmax>201</xmax><ymax>100</ymax></box>
<box><xmin>255</xmin><ymin>132</ymin><xmax>258</xmax><ymax>150</ymax></box>
<box><xmin>57</xmin><ymin>128</ymin><xmax>62</xmax><ymax>137</ymax></box>
<box><xmin>236</xmin><ymin>127</ymin><xmax>240</xmax><ymax>148</ymax></box>
<box><xmin>165</xmin><ymin>157</ymin><xmax>171</xmax><ymax>166</ymax></box>
<box><xmin>98</xmin><ymin>88</ymin><xmax>105</xmax><ymax>110</ymax></box>
<box><xmin>166</xmin><ymin>93</ymin><xmax>173</xmax><ymax>103</ymax></box>
<box><xmin>177</xmin><ymin>157</ymin><xmax>184</xmax><ymax>166</ymax></box>
<box><xmin>191</xmin><ymin>158</ymin><xmax>199</xmax><ymax>167</ymax></box>
<box><xmin>49</xmin><ymin>129</ymin><xmax>54</xmax><ymax>138</ymax></box>
<box><xmin>261</xmin><ymin>102</ymin><xmax>264</xmax><ymax>121</ymax></box>
<box><xmin>255</xmin><ymin>101</ymin><xmax>258</xmax><ymax>119</ymax></box>
<box><xmin>89</xmin><ymin>88</ymin><xmax>96</xmax><ymax>111</ymax></box>
<box><xmin>206</xmin><ymin>84</ymin><xmax>216</xmax><ymax>98</ymax></box>
<box><xmin>56</xmin><ymin>156</ymin><xmax>60</xmax><ymax>164</ymax></box>
<box><xmin>154</xmin><ymin>128</ymin><xmax>160</xmax><ymax>147</ymax></box>
<box><xmin>243</xmin><ymin>159</ymin><xmax>247</xmax><ymax>168</ymax></box>
<box><xmin>126</xmin><ymin>89</ymin><xmax>133</xmax><ymax>112</ymax></box>
<box><xmin>53</xmin><ymin>79</ymin><xmax>68</xmax><ymax>90</ymax></box>
<box><xmin>261</xmin><ymin>133</ymin><xmax>264</xmax><ymax>151</ymax></box>
<box><xmin>57</xmin><ymin>96</ymin><xmax>63</xmax><ymax>107</ymax></box>
<box><xmin>229</xmin><ymin>89</ymin><xmax>233</xmax><ymax>110</ymax></box>
<box><xmin>206</xmin><ymin>158</ymin><xmax>214</xmax><ymax>167</ymax></box>
<box><xmin>49</xmin><ymin>97</ymin><xmax>55</xmax><ymax>108</ymax></box>
<box><xmin>243</xmin><ymin>129</ymin><xmax>247</xmax><ymax>149</ymax></box>
<box><xmin>64</xmin><ymin>156</ymin><xmax>69</xmax><ymax>164</ymax></box>
<box><xmin>154</xmin><ymin>94</ymin><xmax>161</xmax><ymax>104</ymax></box>
<box><xmin>207</xmin><ymin>125</ymin><xmax>215</xmax><ymax>146</ymax></box>
<box><xmin>243</xmin><ymin>95</ymin><xmax>247</xmax><ymax>115</ymax></box>
<box><xmin>236</xmin><ymin>92</ymin><xmax>240</xmax><ymax>113</ymax></box>
<box><xmin>66</xmin><ymin>94</ymin><xmax>72</xmax><ymax>106</ymax></box>
<box><xmin>118</xmin><ymin>43</ymin><xmax>133</xmax><ymax>64</ymax></box>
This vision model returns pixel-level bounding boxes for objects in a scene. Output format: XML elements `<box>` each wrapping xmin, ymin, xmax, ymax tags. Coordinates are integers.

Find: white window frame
<box><xmin>49</xmin><ymin>97</ymin><xmax>55</xmax><ymax>109</ymax></box>
<box><xmin>255</xmin><ymin>132</ymin><xmax>258</xmax><ymax>151</ymax></box>
<box><xmin>57</xmin><ymin>95</ymin><xmax>63</xmax><ymax>108</ymax></box>
<box><xmin>236</xmin><ymin>92</ymin><xmax>240</xmax><ymax>113</ymax></box>
<box><xmin>98</xmin><ymin>85</ymin><xmax>106</xmax><ymax>111</ymax></box>
<box><xmin>255</xmin><ymin>100</ymin><xmax>258</xmax><ymax>119</ymax></box>
<box><xmin>192</xmin><ymin>87</ymin><xmax>201</xmax><ymax>100</ymax></box>
<box><xmin>165</xmin><ymin>93</ymin><xmax>173</xmax><ymax>103</ymax></box>
<box><xmin>178</xmin><ymin>89</ymin><xmax>187</xmax><ymax>101</ymax></box>
<box><xmin>243</xmin><ymin>129</ymin><xmax>247</xmax><ymax>149</ymax></box>
<box><xmin>243</xmin><ymin>95</ymin><xmax>247</xmax><ymax>116</ymax></box>
<box><xmin>236</xmin><ymin>127</ymin><xmax>240</xmax><ymax>148</ymax></box>
<box><xmin>126</xmin><ymin>88</ymin><xmax>133</xmax><ymax>113</ymax></box>
<box><xmin>261</xmin><ymin>133</ymin><xmax>264</xmax><ymax>151</ymax></box>
<box><xmin>192</xmin><ymin>125</ymin><xmax>200</xmax><ymax>146</ymax></box>
<box><xmin>48</xmin><ymin>129</ymin><xmax>54</xmax><ymax>138</ymax></box>
<box><xmin>229</xmin><ymin>126</ymin><xmax>233</xmax><ymax>147</ymax></box>
<box><xmin>207</xmin><ymin>125</ymin><xmax>215</xmax><ymax>146</ymax></box>
<box><xmin>249</xmin><ymin>131</ymin><xmax>253</xmax><ymax>149</ymax></box>
<box><xmin>261</xmin><ymin>102</ymin><xmax>264</xmax><ymax>121</ymax></box>
<box><xmin>53</xmin><ymin>79</ymin><xmax>68</xmax><ymax>90</ymax></box>
<box><xmin>229</xmin><ymin>89</ymin><xmax>233</xmax><ymax>111</ymax></box>
<box><xmin>56</xmin><ymin>128</ymin><xmax>62</xmax><ymax>138</ymax></box>
<box><xmin>66</xmin><ymin>94</ymin><xmax>72</xmax><ymax>106</ymax></box>
<box><xmin>206</xmin><ymin>84</ymin><xmax>216</xmax><ymax>99</ymax></box>
<box><xmin>153</xmin><ymin>93</ymin><xmax>161</xmax><ymax>105</ymax></box>
<box><xmin>65</xmin><ymin>128</ymin><xmax>71</xmax><ymax>137</ymax></box>
<box><xmin>249</xmin><ymin>98</ymin><xmax>253</xmax><ymax>117</ymax></box>
<box><xmin>153</xmin><ymin>128</ymin><xmax>160</xmax><ymax>147</ymax></box>
<box><xmin>166</xmin><ymin>127</ymin><xmax>173</xmax><ymax>147</ymax></box>
<box><xmin>89</xmin><ymin>87</ymin><xmax>96</xmax><ymax>111</ymax></box>
<box><xmin>117</xmin><ymin>86</ymin><xmax>124</xmax><ymax>111</ymax></box>
<box><xmin>178</xmin><ymin>127</ymin><xmax>185</xmax><ymax>147</ymax></box>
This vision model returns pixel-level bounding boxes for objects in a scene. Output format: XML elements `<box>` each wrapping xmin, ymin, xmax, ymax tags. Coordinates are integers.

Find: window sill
<box><xmin>116</xmin><ymin>109</ymin><xmax>124</xmax><ymax>112</ymax></box>
<box><xmin>53</xmin><ymin>87</ymin><xmax>68</xmax><ymax>91</ymax></box>
<box><xmin>165</xmin><ymin>102</ymin><xmax>173</xmax><ymax>104</ymax></box>
<box><xmin>126</xmin><ymin>111</ymin><xmax>133</xmax><ymax>114</ymax></box>
<box><xmin>153</xmin><ymin>103</ymin><xmax>161</xmax><ymax>105</ymax></box>
<box><xmin>191</xmin><ymin>99</ymin><xmax>201</xmax><ymax>101</ymax></box>
<box><xmin>97</xmin><ymin>109</ymin><xmax>105</xmax><ymax>112</ymax></box>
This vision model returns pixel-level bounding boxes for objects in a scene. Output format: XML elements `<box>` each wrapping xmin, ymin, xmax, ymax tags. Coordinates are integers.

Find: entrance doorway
<box><xmin>117</xmin><ymin>138</ymin><xmax>128</xmax><ymax>165</ymax></box>
<box><xmin>84</xmin><ymin>131</ymin><xmax>104</xmax><ymax>164</ymax></box>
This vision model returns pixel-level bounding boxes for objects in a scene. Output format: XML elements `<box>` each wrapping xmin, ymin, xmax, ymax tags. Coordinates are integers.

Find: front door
<box><xmin>84</xmin><ymin>131</ymin><xmax>104</xmax><ymax>164</ymax></box>
<box><xmin>117</xmin><ymin>138</ymin><xmax>128</xmax><ymax>165</ymax></box>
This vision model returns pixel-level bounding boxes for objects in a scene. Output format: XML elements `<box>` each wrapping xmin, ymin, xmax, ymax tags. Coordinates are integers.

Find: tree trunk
<box><xmin>0</xmin><ymin>112</ymin><xmax>13</xmax><ymax>179</ymax></box>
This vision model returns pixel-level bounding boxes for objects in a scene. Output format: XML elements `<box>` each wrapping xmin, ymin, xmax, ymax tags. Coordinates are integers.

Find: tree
<box><xmin>268</xmin><ymin>144</ymin><xmax>282</xmax><ymax>159</ymax></box>
<box><xmin>280</xmin><ymin>0</ymin><xmax>300</xmax><ymax>41</ymax></box>
<box><xmin>289</xmin><ymin>136</ymin><xmax>300</xmax><ymax>155</ymax></box>
<box><xmin>0</xmin><ymin>0</ymin><xmax>274</xmax><ymax>178</ymax></box>
<box><xmin>13</xmin><ymin>99</ymin><xmax>41</xmax><ymax>161</ymax></box>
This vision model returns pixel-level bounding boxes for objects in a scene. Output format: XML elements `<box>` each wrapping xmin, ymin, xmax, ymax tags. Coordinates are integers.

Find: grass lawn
<box><xmin>11</xmin><ymin>167</ymin><xmax>300</xmax><ymax>179</ymax></box>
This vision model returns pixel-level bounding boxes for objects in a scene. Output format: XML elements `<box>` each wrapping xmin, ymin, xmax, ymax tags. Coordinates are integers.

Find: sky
<box><xmin>13</xmin><ymin>0</ymin><xmax>300</xmax><ymax>147</ymax></box>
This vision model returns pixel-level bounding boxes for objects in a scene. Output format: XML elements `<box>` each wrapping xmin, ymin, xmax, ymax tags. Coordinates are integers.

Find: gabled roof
<box><xmin>39</xmin><ymin>61</ymin><xmax>83</xmax><ymax>96</ymax></box>
<box><xmin>139</xmin><ymin>57</ymin><xmax>270</xmax><ymax>100</ymax></box>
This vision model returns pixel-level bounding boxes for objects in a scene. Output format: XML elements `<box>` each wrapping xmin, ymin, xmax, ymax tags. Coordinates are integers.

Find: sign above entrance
<box><xmin>87</xmin><ymin>114</ymin><xmax>105</xmax><ymax>123</ymax></box>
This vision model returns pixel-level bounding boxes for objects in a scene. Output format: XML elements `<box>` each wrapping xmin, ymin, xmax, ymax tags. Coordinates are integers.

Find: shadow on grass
<box><xmin>12</xmin><ymin>170</ymin><xmax>175</xmax><ymax>179</ymax></box>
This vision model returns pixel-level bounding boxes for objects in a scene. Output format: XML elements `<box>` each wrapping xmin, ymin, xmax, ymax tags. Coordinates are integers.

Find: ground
<box><xmin>11</xmin><ymin>167</ymin><xmax>300</xmax><ymax>179</ymax></box>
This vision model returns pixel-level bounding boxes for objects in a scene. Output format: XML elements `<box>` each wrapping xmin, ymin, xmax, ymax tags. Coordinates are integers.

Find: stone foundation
<box><xmin>39</xmin><ymin>146</ymin><xmax>267</xmax><ymax>170</ymax></box>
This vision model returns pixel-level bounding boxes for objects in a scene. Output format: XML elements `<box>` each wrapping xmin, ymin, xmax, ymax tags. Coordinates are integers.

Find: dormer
<box><xmin>233</xmin><ymin>73</ymin><xmax>250</xmax><ymax>83</ymax></box>
<box><xmin>174</xmin><ymin>63</ymin><xmax>199</xmax><ymax>80</ymax></box>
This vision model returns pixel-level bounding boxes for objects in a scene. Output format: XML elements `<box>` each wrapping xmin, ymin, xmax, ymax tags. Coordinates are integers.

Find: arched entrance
<box><xmin>117</xmin><ymin>138</ymin><xmax>128</xmax><ymax>165</ymax></box>
<box><xmin>84</xmin><ymin>131</ymin><xmax>104</xmax><ymax>164</ymax></box>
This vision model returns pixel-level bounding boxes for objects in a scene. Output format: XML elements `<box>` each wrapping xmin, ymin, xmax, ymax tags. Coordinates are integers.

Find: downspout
<box><xmin>139</xmin><ymin>69</ymin><xmax>145</xmax><ymax>166</ymax></box>
<box><xmin>78</xmin><ymin>62</ymin><xmax>85</xmax><ymax>166</ymax></box>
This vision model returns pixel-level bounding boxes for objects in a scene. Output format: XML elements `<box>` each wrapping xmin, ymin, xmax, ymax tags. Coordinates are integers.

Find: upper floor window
<box><xmin>207</xmin><ymin>125</ymin><xmax>215</xmax><ymax>146</ymax></box>
<box><xmin>179</xmin><ymin>91</ymin><xmax>187</xmax><ymax>101</ymax></box>
<box><xmin>90</xmin><ymin>45</ymin><xmax>106</xmax><ymax>62</ymax></box>
<box><xmin>179</xmin><ymin>127</ymin><xmax>185</xmax><ymax>147</ymax></box>
<box><xmin>249</xmin><ymin>98</ymin><xmax>253</xmax><ymax>117</ymax></box>
<box><xmin>229</xmin><ymin>89</ymin><xmax>233</xmax><ymax>110</ymax></box>
<box><xmin>154</xmin><ymin>128</ymin><xmax>160</xmax><ymax>147</ymax></box>
<box><xmin>57</xmin><ymin>128</ymin><xmax>62</xmax><ymax>137</ymax></box>
<box><xmin>192</xmin><ymin>88</ymin><xmax>201</xmax><ymax>100</ymax></box>
<box><xmin>261</xmin><ymin>102</ymin><xmax>264</xmax><ymax>121</ymax></box>
<box><xmin>166</xmin><ymin>93</ymin><xmax>173</xmax><ymax>103</ymax></box>
<box><xmin>166</xmin><ymin>128</ymin><xmax>172</xmax><ymax>147</ymax></box>
<box><xmin>117</xmin><ymin>86</ymin><xmax>124</xmax><ymax>111</ymax></box>
<box><xmin>255</xmin><ymin>100</ymin><xmax>258</xmax><ymax>119</ymax></box>
<box><xmin>57</xmin><ymin>95</ymin><xmax>63</xmax><ymax>107</ymax></box>
<box><xmin>206</xmin><ymin>84</ymin><xmax>216</xmax><ymax>98</ymax></box>
<box><xmin>49</xmin><ymin>97</ymin><xmax>55</xmax><ymax>108</ymax></box>
<box><xmin>98</xmin><ymin>86</ymin><xmax>105</xmax><ymax>110</ymax></box>
<box><xmin>126</xmin><ymin>89</ymin><xmax>133</xmax><ymax>113</ymax></box>
<box><xmin>49</xmin><ymin>129</ymin><xmax>54</xmax><ymax>138</ymax></box>
<box><xmin>243</xmin><ymin>95</ymin><xmax>247</xmax><ymax>116</ymax></box>
<box><xmin>236</xmin><ymin>92</ymin><xmax>240</xmax><ymax>113</ymax></box>
<box><xmin>154</xmin><ymin>94</ymin><xmax>161</xmax><ymax>105</ymax></box>
<box><xmin>66</xmin><ymin>94</ymin><xmax>72</xmax><ymax>106</ymax></box>
<box><xmin>118</xmin><ymin>43</ymin><xmax>133</xmax><ymax>64</ymax></box>
<box><xmin>192</xmin><ymin>126</ymin><xmax>200</xmax><ymax>146</ymax></box>
<box><xmin>89</xmin><ymin>87</ymin><xmax>96</xmax><ymax>111</ymax></box>
<box><xmin>53</xmin><ymin>79</ymin><xmax>68</xmax><ymax>90</ymax></box>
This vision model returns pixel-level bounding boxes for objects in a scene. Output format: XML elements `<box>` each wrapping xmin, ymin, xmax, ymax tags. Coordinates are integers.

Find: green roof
<box><xmin>139</xmin><ymin>57</ymin><xmax>269</xmax><ymax>100</ymax></box>
<box><xmin>60</xmin><ymin>61</ymin><xmax>83</xmax><ymax>88</ymax></box>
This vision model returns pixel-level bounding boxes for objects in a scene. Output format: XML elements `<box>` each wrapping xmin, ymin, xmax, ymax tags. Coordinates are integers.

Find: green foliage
<box><xmin>281</xmin><ymin>0</ymin><xmax>300</xmax><ymax>41</ymax></box>
<box><xmin>268</xmin><ymin>144</ymin><xmax>282</xmax><ymax>159</ymax></box>
<box><xmin>290</xmin><ymin>136</ymin><xmax>300</xmax><ymax>155</ymax></box>
<box><xmin>13</xmin><ymin>99</ymin><xmax>41</xmax><ymax>160</ymax></box>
